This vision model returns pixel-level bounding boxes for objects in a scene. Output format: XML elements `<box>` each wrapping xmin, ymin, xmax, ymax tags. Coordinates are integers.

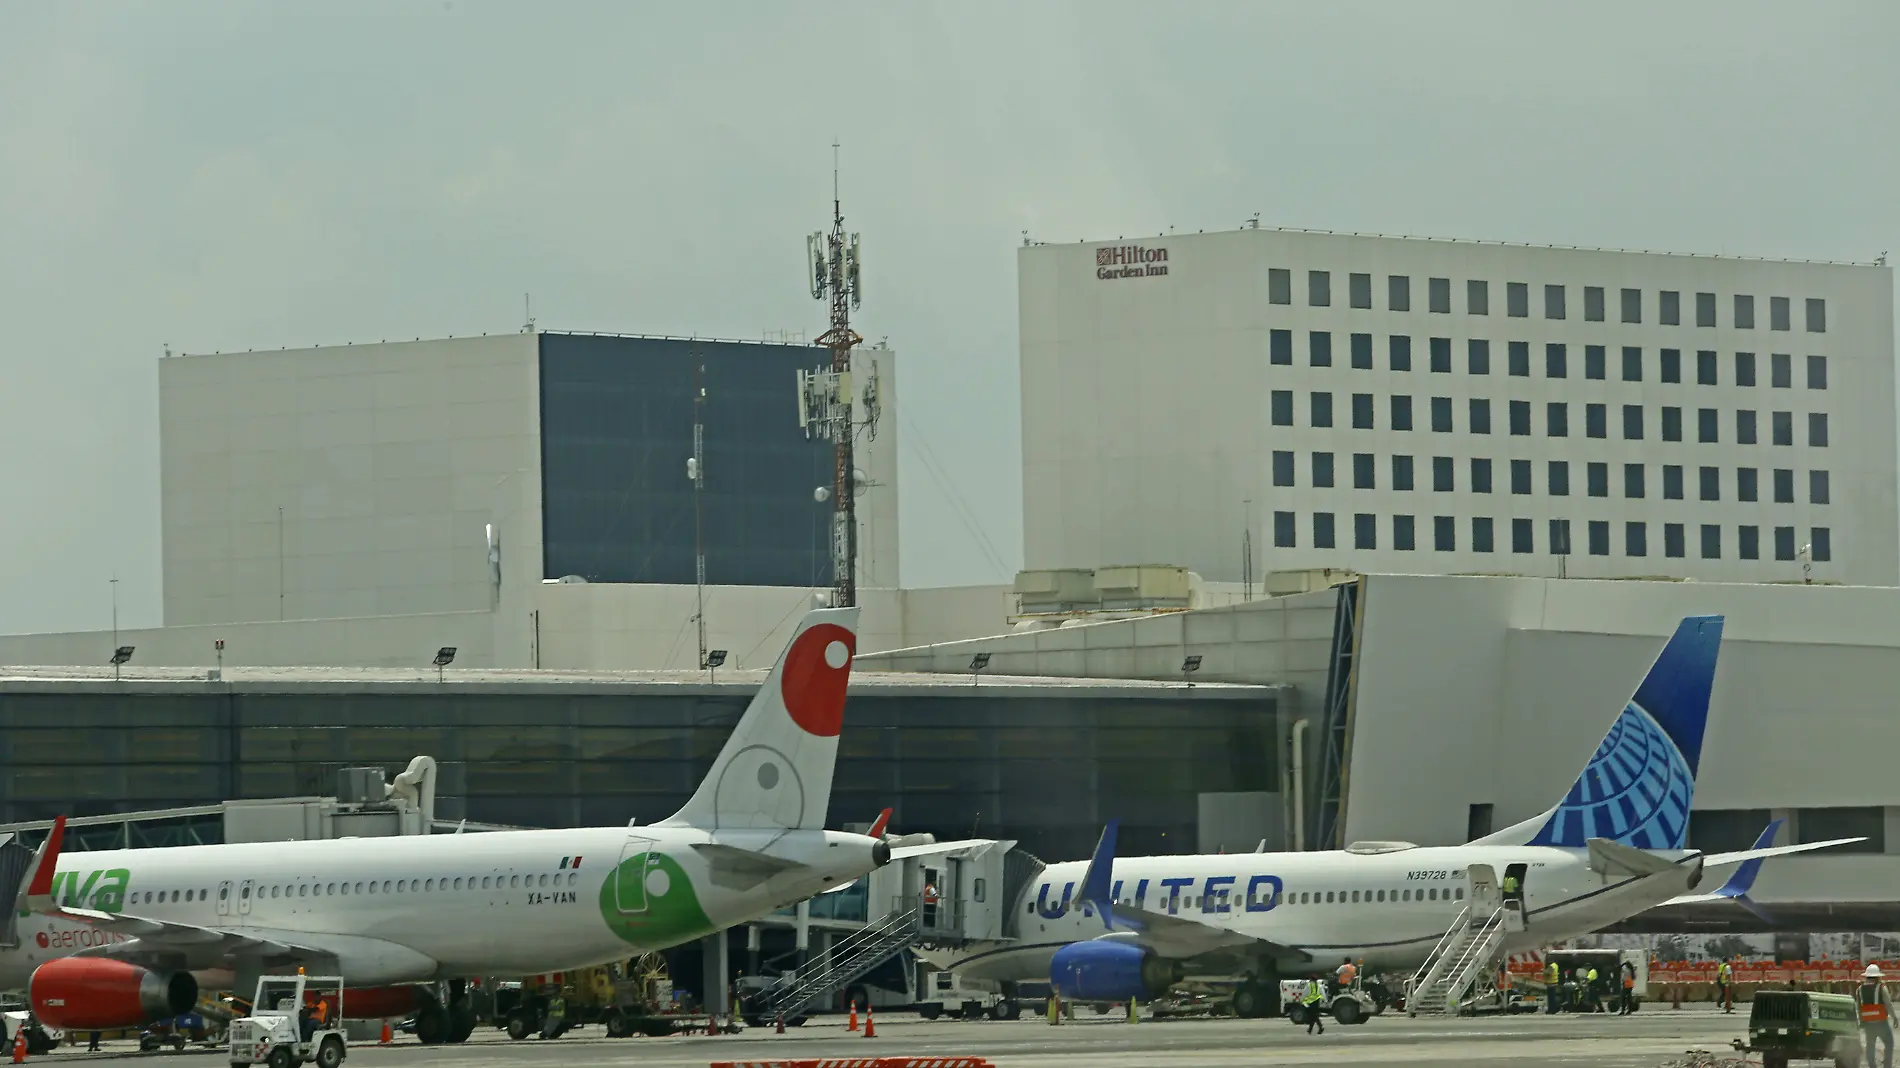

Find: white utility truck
<box><xmin>227</xmin><ymin>975</ymin><xmax>347</xmax><ymax>1068</ymax></box>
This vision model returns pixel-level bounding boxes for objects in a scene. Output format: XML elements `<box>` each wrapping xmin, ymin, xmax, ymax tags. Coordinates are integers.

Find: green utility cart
<box><xmin>1737</xmin><ymin>989</ymin><xmax>1864</xmax><ymax>1068</ymax></box>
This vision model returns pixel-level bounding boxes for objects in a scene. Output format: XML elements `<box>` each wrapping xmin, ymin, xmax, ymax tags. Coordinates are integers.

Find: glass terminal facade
<box><xmin>0</xmin><ymin>684</ymin><xmax>1278</xmax><ymax>862</ymax></box>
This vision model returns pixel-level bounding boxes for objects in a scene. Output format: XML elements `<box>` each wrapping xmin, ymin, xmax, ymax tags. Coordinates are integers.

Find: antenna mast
<box><xmin>690</xmin><ymin>357</ymin><xmax>709</xmax><ymax>670</ymax></box>
<box><xmin>797</xmin><ymin>144</ymin><xmax>866</xmax><ymax>608</ymax></box>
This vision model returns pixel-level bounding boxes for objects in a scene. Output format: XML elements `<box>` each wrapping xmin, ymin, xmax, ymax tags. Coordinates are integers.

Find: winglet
<box><xmin>867</xmin><ymin>808</ymin><xmax>892</xmax><ymax>840</ymax></box>
<box><xmin>1713</xmin><ymin>820</ymin><xmax>1781</xmax><ymax>898</ymax></box>
<box><xmin>22</xmin><ymin>815</ymin><xmax>66</xmax><ymax>912</ymax></box>
<box><xmin>1075</xmin><ymin>820</ymin><xmax>1118</xmax><ymax>931</ymax></box>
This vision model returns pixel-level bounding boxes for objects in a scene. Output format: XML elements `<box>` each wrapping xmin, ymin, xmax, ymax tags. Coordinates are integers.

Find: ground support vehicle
<box><xmin>141</xmin><ymin>1013</ymin><xmax>216</xmax><ymax>1051</ymax></box>
<box><xmin>916</xmin><ymin>972</ymin><xmax>1020</xmax><ymax>1021</ymax></box>
<box><xmin>227</xmin><ymin>975</ymin><xmax>346</xmax><ymax>1068</ymax></box>
<box><xmin>1279</xmin><ymin>981</ymin><xmax>1378</xmax><ymax>1027</ymax></box>
<box><xmin>1735</xmin><ymin>989</ymin><xmax>1863</xmax><ymax>1068</ymax></box>
<box><xmin>1</xmin><ymin>1013</ymin><xmax>59</xmax><ymax>1056</ymax></box>
<box><xmin>495</xmin><ymin>955</ymin><xmax>701</xmax><ymax>1039</ymax></box>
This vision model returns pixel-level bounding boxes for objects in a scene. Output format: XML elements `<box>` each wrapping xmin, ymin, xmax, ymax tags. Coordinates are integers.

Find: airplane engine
<box><xmin>29</xmin><ymin>957</ymin><xmax>198</xmax><ymax>1031</ymax></box>
<box><xmin>1049</xmin><ymin>940</ymin><xmax>1180</xmax><ymax>1003</ymax></box>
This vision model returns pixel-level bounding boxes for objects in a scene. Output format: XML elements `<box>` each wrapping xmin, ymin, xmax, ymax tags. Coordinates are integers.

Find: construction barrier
<box><xmin>1505</xmin><ymin>952</ymin><xmax>1900</xmax><ymax>1002</ymax></box>
<box><xmin>711</xmin><ymin>1060</ymin><xmax>995</xmax><ymax>1068</ymax></box>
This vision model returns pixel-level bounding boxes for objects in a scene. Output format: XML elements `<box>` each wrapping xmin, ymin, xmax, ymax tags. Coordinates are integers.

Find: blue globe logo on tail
<box><xmin>1527</xmin><ymin>615</ymin><xmax>1723</xmax><ymax>851</ymax></box>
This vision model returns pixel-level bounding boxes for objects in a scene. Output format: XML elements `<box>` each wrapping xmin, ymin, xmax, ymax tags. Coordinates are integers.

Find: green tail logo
<box><xmin>597</xmin><ymin>852</ymin><xmax>712</xmax><ymax>947</ymax></box>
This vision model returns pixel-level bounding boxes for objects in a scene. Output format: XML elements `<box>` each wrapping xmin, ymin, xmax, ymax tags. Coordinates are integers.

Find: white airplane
<box><xmin>0</xmin><ymin>607</ymin><xmax>964</xmax><ymax>1043</ymax></box>
<box><xmin>915</xmin><ymin>615</ymin><xmax>1860</xmax><ymax>1018</ymax></box>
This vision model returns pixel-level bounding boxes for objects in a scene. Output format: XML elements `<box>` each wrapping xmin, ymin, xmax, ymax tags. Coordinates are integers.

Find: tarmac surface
<box><xmin>43</xmin><ymin>1007</ymin><xmax>1766</xmax><ymax>1068</ymax></box>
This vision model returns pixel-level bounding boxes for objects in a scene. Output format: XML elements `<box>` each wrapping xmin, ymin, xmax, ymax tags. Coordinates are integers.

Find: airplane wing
<box><xmin>1071</xmin><ymin>820</ymin><xmax>1311</xmax><ymax>967</ymax></box>
<box><xmin>1701</xmin><ymin>838</ymin><xmax>1865</xmax><ymax>866</ymax></box>
<box><xmin>1664</xmin><ymin>820</ymin><xmax>1783</xmax><ymax>923</ymax></box>
<box><xmin>888</xmin><ymin>839</ymin><xmax>1000</xmax><ymax>861</ymax></box>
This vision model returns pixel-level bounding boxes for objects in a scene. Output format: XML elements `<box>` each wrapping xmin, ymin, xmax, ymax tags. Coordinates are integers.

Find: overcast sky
<box><xmin>1</xmin><ymin>1</ymin><xmax>1895</xmax><ymax>634</ymax></box>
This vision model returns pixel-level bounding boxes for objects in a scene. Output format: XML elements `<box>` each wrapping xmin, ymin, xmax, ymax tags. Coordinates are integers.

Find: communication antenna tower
<box><xmin>689</xmin><ymin>357</ymin><xmax>710</xmax><ymax>669</ymax></box>
<box><xmin>796</xmin><ymin>144</ymin><xmax>867</xmax><ymax>608</ymax></box>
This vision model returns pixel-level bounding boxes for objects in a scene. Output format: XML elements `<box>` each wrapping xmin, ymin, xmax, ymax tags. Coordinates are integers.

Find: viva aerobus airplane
<box><xmin>917</xmin><ymin>614</ymin><xmax>1861</xmax><ymax>1018</ymax></box>
<box><xmin>0</xmin><ymin>606</ymin><xmax>964</xmax><ymax>1043</ymax></box>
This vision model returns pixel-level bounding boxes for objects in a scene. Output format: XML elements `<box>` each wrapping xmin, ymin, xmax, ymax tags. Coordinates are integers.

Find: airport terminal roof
<box><xmin>0</xmin><ymin>664</ymin><xmax>1279</xmax><ymax>700</ymax></box>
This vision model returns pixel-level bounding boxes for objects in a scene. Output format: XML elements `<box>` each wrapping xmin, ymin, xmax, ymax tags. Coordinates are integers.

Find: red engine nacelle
<box><xmin>29</xmin><ymin>957</ymin><xmax>199</xmax><ymax>1031</ymax></box>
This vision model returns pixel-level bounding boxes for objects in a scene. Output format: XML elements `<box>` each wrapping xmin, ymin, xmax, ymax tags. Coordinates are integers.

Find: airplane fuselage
<box><xmin>917</xmin><ymin>844</ymin><xmax>1698</xmax><ymax>983</ymax></box>
<box><xmin>1</xmin><ymin>824</ymin><xmax>881</xmax><ymax>990</ymax></box>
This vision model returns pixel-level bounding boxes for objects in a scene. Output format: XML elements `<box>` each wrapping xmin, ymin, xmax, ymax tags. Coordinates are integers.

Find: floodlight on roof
<box><xmin>968</xmin><ymin>652</ymin><xmax>991</xmax><ymax>687</ymax></box>
<box><xmin>1181</xmin><ymin>654</ymin><xmax>1203</xmax><ymax>688</ymax></box>
<box><xmin>704</xmin><ymin>648</ymin><xmax>728</xmax><ymax>682</ymax></box>
<box><xmin>110</xmin><ymin>646</ymin><xmax>135</xmax><ymax>666</ymax></box>
<box><xmin>433</xmin><ymin>646</ymin><xmax>457</xmax><ymax>683</ymax></box>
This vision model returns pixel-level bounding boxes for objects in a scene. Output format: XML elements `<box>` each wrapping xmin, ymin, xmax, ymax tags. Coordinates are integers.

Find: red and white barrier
<box><xmin>711</xmin><ymin>1059</ymin><xmax>996</xmax><ymax>1068</ymax></box>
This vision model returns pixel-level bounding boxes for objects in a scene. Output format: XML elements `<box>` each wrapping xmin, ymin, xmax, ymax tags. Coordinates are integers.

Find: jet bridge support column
<box><xmin>795</xmin><ymin>900</ymin><xmax>811</xmax><ymax>972</ymax></box>
<box><xmin>746</xmin><ymin>925</ymin><xmax>762</xmax><ymax>978</ymax></box>
<box><xmin>702</xmin><ymin>930</ymin><xmax>731</xmax><ymax>1016</ymax></box>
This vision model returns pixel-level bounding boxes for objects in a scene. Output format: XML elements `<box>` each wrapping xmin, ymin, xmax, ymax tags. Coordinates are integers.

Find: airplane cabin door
<box><xmin>616</xmin><ymin>835</ymin><xmax>658</xmax><ymax>914</ymax></box>
<box><xmin>216</xmin><ymin>880</ymin><xmax>233</xmax><ymax>917</ymax></box>
<box><xmin>237</xmin><ymin>878</ymin><xmax>254</xmax><ymax>918</ymax></box>
<box><xmin>1466</xmin><ymin>863</ymin><xmax>1501</xmax><ymax>919</ymax></box>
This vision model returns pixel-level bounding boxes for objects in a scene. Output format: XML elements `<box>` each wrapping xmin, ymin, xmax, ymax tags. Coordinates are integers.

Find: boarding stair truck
<box><xmin>227</xmin><ymin>975</ymin><xmax>347</xmax><ymax>1068</ymax></box>
<box><xmin>1407</xmin><ymin>863</ymin><xmax>1519</xmax><ymax>1018</ymax></box>
<box><xmin>744</xmin><ymin>838</ymin><xmax>1018</xmax><ymax>1024</ymax></box>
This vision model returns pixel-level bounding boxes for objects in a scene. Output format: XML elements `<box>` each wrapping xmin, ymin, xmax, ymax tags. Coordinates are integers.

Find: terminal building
<box><xmin>2</xmin><ymin>227</ymin><xmax>1899</xmax><ymax>946</ymax></box>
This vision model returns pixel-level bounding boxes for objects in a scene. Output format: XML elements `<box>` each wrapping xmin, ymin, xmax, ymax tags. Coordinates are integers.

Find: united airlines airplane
<box><xmin>0</xmin><ymin>607</ymin><xmax>973</xmax><ymax>1043</ymax></box>
<box><xmin>916</xmin><ymin>615</ymin><xmax>1859</xmax><ymax>1017</ymax></box>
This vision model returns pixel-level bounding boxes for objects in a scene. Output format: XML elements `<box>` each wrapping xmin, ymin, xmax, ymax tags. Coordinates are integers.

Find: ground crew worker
<box><xmin>1585</xmin><ymin>966</ymin><xmax>1600</xmax><ymax>1013</ymax></box>
<box><xmin>312</xmin><ymin>996</ymin><xmax>329</xmax><ymax>1031</ymax></box>
<box><xmin>1301</xmin><ymin>978</ymin><xmax>1326</xmax><ymax>1035</ymax></box>
<box><xmin>1335</xmin><ymin>957</ymin><xmax>1357</xmax><ymax>994</ymax></box>
<box><xmin>1546</xmin><ymin>960</ymin><xmax>1562</xmax><ymax>1014</ymax></box>
<box><xmin>1717</xmin><ymin>959</ymin><xmax>1734</xmax><ymax>1013</ymax></box>
<box><xmin>1619</xmin><ymin>960</ymin><xmax>1637</xmax><ymax>1016</ymax></box>
<box><xmin>543</xmin><ymin>991</ymin><xmax>567</xmax><ymax>1039</ymax></box>
<box><xmin>1501</xmin><ymin>872</ymin><xmax>1519</xmax><ymax>903</ymax></box>
<box><xmin>1861</xmin><ymin>965</ymin><xmax>1895</xmax><ymax>1068</ymax></box>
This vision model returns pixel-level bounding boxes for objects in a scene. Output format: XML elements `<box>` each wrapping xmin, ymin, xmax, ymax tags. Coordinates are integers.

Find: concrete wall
<box><xmin>1020</xmin><ymin>229</ymin><xmax>1898</xmax><ymax>586</ymax></box>
<box><xmin>159</xmin><ymin>334</ymin><xmax>541</xmax><ymax>626</ymax></box>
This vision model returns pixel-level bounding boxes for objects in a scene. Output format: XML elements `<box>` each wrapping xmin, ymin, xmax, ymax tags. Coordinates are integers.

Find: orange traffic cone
<box><xmin>379</xmin><ymin>1022</ymin><xmax>392</xmax><ymax>1045</ymax></box>
<box><xmin>775</xmin><ymin>1014</ymin><xmax>785</xmax><ymax>1034</ymax></box>
<box><xmin>847</xmin><ymin>1001</ymin><xmax>859</xmax><ymax>1032</ymax></box>
<box><xmin>862</xmin><ymin>1005</ymin><xmax>876</xmax><ymax>1039</ymax></box>
<box><xmin>11</xmin><ymin>1027</ymin><xmax>25</xmax><ymax>1064</ymax></box>
<box><xmin>706</xmin><ymin>1013</ymin><xmax>719</xmax><ymax>1036</ymax></box>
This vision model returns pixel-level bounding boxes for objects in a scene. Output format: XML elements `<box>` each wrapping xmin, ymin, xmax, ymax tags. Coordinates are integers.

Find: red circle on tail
<box><xmin>780</xmin><ymin>623</ymin><xmax>854</xmax><ymax>737</ymax></box>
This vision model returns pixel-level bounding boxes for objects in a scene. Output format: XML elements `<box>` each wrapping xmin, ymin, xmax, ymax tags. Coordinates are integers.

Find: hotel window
<box><xmin>1350</xmin><ymin>332</ymin><xmax>1373</xmax><ymax>369</ymax></box>
<box><xmin>1390</xmin><ymin>335</ymin><xmax>1413</xmax><ymax>371</ymax></box>
<box><xmin>1587</xmin><ymin>462</ymin><xmax>1608</xmax><ymax>498</ymax></box>
<box><xmin>1620</xmin><ymin>287</ymin><xmax>1642</xmax><ymax>323</ymax></box>
<box><xmin>1509</xmin><ymin>400</ymin><xmax>1531</xmax><ymax>436</ymax></box>
<box><xmin>1430</xmin><ymin>337</ymin><xmax>1452</xmax><ymax>373</ymax></box>
<box><xmin>1622</xmin><ymin>346</ymin><xmax>1643</xmax><ymax>382</ymax></box>
<box><xmin>1806</xmin><ymin>298</ymin><xmax>1826</xmax><ymax>333</ymax></box>
<box><xmin>1472</xmin><ymin>516</ymin><xmax>1495</xmax><ymax>552</ymax></box>
<box><xmin>1812</xmin><ymin>527</ymin><xmax>1831</xmax><ymax>561</ymax></box>
<box><xmin>1432</xmin><ymin>456</ymin><xmax>1454</xmax><ymax>492</ymax></box>
<box><xmin>1545</xmin><ymin>343</ymin><xmax>1566</xmax><ymax>378</ymax></box>
<box><xmin>1661</xmin><ymin>406</ymin><xmax>1682</xmax><ymax>442</ymax></box>
<box><xmin>1471</xmin><ymin>458</ymin><xmax>1493</xmax><ymax>493</ymax></box>
<box><xmin>1549</xmin><ymin>519</ymin><xmax>1572</xmax><ymax>556</ymax></box>
<box><xmin>1771</xmin><ymin>410</ymin><xmax>1792</xmax><ymax>446</ymax></box>
<box><xmin>1270</xmin><ymin>329</ymin><xmax>1292</xmax><ymax>365</ymax></box>
<box><xmin>1391</xmin><ymin>395</ymin><xmax>1414</xmax><ymax>431</ymax></box>
<box><xmin>1510</xmin><ymin>459</ymin><xmax>1531</xmax><ymax>495</ymax></box>
<box><xmin>1697</xmin><ymin>349</ymin><xmax>1717</xmax><ymax>385</ymax></box>
<box><xmin>1770</xmin><ymin>296</ymin><xmax>1790</xmax><ymax>331</ymax></box>
<box><xmin>1393</xmin><ymin>514</ymin><xmax>1416</xmax><ymax>551</ymax></box>
<box><xmin>1734</xmin><ymin>294</ymin><xmax>1755</xmax><ymax>329</ymax></box>
<box><xmin>1313</xmin><ymin>512</ymin><xmax>1336</xmax><ymax>549</ymax></box>
<box><xmin>1349</xmin><ymin>272</ymin><xmax>1373</xmax><ymax>309</ymax></box>
<box><xmin>1387</xmin><ymin>274</ymin><xmax>1409</xmax><ymax>311</ymax></box>
<box><xmin>1512</xmin><ymin>518</ymin><xmax>1533</xmax><ymax>553</ymax></box>
<box><xmin>1771</xmin><ymin>352</ymin><xmax>1791</xmax><ymax>388</ymax></box>
<box><xmin>1467</xmin><ymin>279</ymin><xmax>1489</xmax><ymax>315</ymax></box>
<box><xmin>1311</xmin><ymin>391</ymin><xmax>1333</xmax><ymax>427</ymax></box>
<box><xmin>1584</xmin><ymin>285</ymin><xmax>1605</xmax><ymax>322</ymax></box>
<box><xmin>1660</xmin><ymin>348</ymin><xmax>1681</xmax><ymax>383</ymax></box>
<box><xmin>1545</xmin><ymin>284</ymin><xmax>1566</xmax><ymax>320</ymax></box>
<box><xmin>1736</xmin><ymin>351</ymin><xmax>1757</xmax><ymax>386</ymax></box>
<box><xmin>1622</xmin><ymin>405</ymin><xmax>1644</xmax><ymax>440</ymax></box>
<box><xmin>1696</xmin><ymin>291</ymin><xmax>1716</xmax><ymax>328</ymax></box>
<box><xmin>1547</xmin><ymin>402</ymin><xmax>1568</xmax><ymax>437</ymax></box>
<box><xmin>1660</xmin><ymin>290</ymin><xmax>1681</xmax><ymax>326</ymax></box>
<box><xmin>1433</xmin><ymin>515</ymin><xmax>1456</xmax><ymax>551</ymax></box>
<box><xmin>1588</xmin><ymin>521</ymin><xmax>1610</xmax><ymax>557</ymax></box>
<box><xmin>1701</xmin><ymin>524</ymin><xmax>1721</xmax><ymax>559</ymax></box>
<box><xmin>1352</xmin><ymin>393</ymin><xmax>1374</xmax><ymax>429</ymax></box>
<box><xmin>1736</xmin><ymin>410</ymin><xmax>1757</xmax><ymax>444</ymax></box>
<box><xmin>1811</xmin><ymin>470</ymin><xmax>1830</xmax><ymax>505</ymax></box>
<box><xmin>1627</xmin><ymin>522</ymin><xmax>1648</xmax><ymax>557</ymax></box>
<box><xmin>1809</xmin><ymin>413</ymin><xmax>1829</xmax><ymax>447</ymax></box>
<box><xmin>1308</xmin><ymin>270</ymin><xmax>1330</xmax><ymax>307</ymax></box>
<box><xmin>1624</xmin><ymin>464</ymin><xmax>1645</xmax><ymax>499</ymax></box>
<box><xmin>1584</xmin><ymin>344</ymin><xmax>1605</xmax><ymax>380</ymax></box>
<box><xmin>1737</xmin><ymin>467</ymin><xmax>1758</xmax><ymax>502</ymax></box>
<box><xmin>1775</xmin><ymin>526</ymin><xmax>1797</xmax><ymax>561</ymax></box>
<box><xmin>1772</xmin><ymin>468</ymin><xmax>1794</xmax><ymax>504</ymax></box>
<box><xmin>1585</xmin><ymin>403</ymin><xmax>1606</xmax><ymax>439</ymax></box>
<box><xmin>1739</xmin><ymin>525</ymin><xmax>1760</xmax><ymax>561</ymax></box>
<box><xmin>1270</xmin><ymin>390</ymin><xmax>1293</xmax><ymax>425</ymax></box>
<box><xmin>1468</xmin><ymin>339</ymin><xmax>1491</xmax><ymax>375</ymax></box>
<box><xmin>1664</xmin><ymin>523</ymin><xmax>1685</xmax><ymax>558</ymax></box>
<box><xmin>1507</xmin><ymin>282</ymin><xmax>1528</xmax><ymax>318</ymax></box>
<box><xmin>1431</xmin><ymin>396</ymin><xmax>1453</xmax><ymax>432</ymax></box>
<box><xmin>1273</xmin><ymin>511</ymin><xmax>1295</xmax><ymax>547</ymax></box>
<box><xmin>1392</xmin><ymin>454</ymin><xmax>1415</xmax><ymax>490</ymax></box>
<box><xmin>1312</xmin><ymin>452</ymin><xmax>1335</xmax><ymax>488</ymax></box>
<box><xmin>1507</xmin><ymin>341</ymin><xmax>1529</xmax><ymax>376</ymax></box>
<box><xmin>1429</xmin><ymin>277</ymin><xmax>1451</xmax><ymax>313</ymax></box>
<box><xmin>1808</xmin><ymin>355</ymin><xmax>1828</xmax><ymax>390</ymax></box>
<box><xmin>1272</xmin><ymin>451</ymin><xmax>1295</xmax><ymax>486</ymax></box>
<box><xmin>1468</xmin><ymin>398</ymin><xmax>1491</xmax><ymax>434</ymax></box>
<box><xmin>1354</xmin><ymin>513</ymin><xmax>1377</xmax><ymax>549</ymax></box>
<box><xmin>1268</xmin><ymin>269</ymin><xmax>1291</xmax><ymax>304</ymax></box>
<box><xmin>1547</xmin><ymin>460</ymin><xmax>1570</xmax><ymax>496</ymax></box>
<box><xmin>1699</xmin><ymin>466</ymin><xmax>1721</xmax><ymax>501</ymax></box>
<box><xmin>1351</xmin><ymin>453</ymin><xmax>1375</xmax><ymax>490</ymax></box>
<box><xmin>1697</xmin><ymin>408</ymin><xmax>1718</xmax><ymax>443</ymax></box>
<box><xmin>1663</xmin><ymin>465</ymin><xmax>1684</xmax><ymax>500</ymax></box>
<box><xmin>1311</xmin><ymin>331</ymin><xmax>1333</xmax><ymax>367</ymax></box>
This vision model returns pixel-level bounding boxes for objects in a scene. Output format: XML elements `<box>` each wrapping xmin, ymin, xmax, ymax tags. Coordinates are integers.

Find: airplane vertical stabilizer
<box><xmin>658</xmin><ymin>607</ymin><xmax>859</xmax><ymax>831</ymax></box>
<box><xmin>1473</xmin><ymin>615</ymin><xmax>1723</xmax><ymax>850</ymax></box>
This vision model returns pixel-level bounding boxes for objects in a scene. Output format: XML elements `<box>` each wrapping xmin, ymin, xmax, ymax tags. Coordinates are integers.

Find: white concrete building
<box><xmin>1020</xmin><ymin>230</ymin><xmax>1897</xmax><ymax>586</ymax></box>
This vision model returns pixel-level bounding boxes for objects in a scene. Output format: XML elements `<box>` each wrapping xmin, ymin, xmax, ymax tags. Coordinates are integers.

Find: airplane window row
<box><xmin>1029</xmin><ymin>883</ymin><xmax>1469</xmax><ymax>915</ymax></box>
<box><xmin>125</xmin><ymin>871</ymin><xmax>579</xmax><ymax>907</ymax></box>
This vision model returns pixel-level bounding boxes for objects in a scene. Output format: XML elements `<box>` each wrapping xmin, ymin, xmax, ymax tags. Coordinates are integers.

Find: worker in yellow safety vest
<box><xmin>1717</xmin><ymin>960</ymin><xmax>1734</xmax><ymax>1014</ymax></box>
<box><xmin>1301</xmin><ymin>979</ymin><xmax>1326</xmax><ymax>1036</ymax></box>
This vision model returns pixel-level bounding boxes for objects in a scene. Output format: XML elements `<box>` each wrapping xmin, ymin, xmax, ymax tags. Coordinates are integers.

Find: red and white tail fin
<box><xmin>659</xmin><ymin>607</ymin><xmax>858</xmax><ymax>832</ymax></box>
<box><xmin>19</xmin><ymin>815</ymin><xmax>65</xmax><ymax>914</ymax></box>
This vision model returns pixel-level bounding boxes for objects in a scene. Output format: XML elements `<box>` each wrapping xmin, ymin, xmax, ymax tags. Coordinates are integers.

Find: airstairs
<box><xmin>1406</xmin><ymin>904</ymin><xmax>1508</xmax><ymax>1016</ymax></box>
<box><xmin>755</xmin><ymin>906</ymin><xmax>923</xmax><ymax>1020</ymax></box>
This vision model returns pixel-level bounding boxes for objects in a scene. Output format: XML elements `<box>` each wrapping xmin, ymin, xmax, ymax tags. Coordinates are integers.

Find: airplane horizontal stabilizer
<box><xmin>691</xmin><ymin>843</ymin><xmax>804</xmax><ymax>889</ymax></box>
<box><xmin>1700</xmin><ymin>837</ymin><xmax>1866</xmax><ymax>867</ymax></box>
<box><xmin>1587</xmin><ymin>837</ymin><xmax>1680</xmax><ymax>878</ymax></box>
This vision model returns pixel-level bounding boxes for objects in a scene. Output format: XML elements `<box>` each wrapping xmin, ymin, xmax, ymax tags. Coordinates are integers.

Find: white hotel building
<box><xmin>1019</xmin><ymin>230</ymin><xmax>1897</xmax><ymax>586</ymax></box>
